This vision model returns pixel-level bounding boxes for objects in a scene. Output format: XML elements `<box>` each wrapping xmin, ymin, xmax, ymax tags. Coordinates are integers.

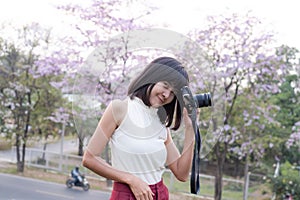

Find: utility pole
<box><xmin>59</xmin><ymin>122</ymin><xmax>65</xmax><ymax>171</ymax></box>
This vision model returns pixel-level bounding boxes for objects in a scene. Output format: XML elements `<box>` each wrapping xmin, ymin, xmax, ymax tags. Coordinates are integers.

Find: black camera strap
<box><xmin>181</xmin><ymin>86</ymin><xmax>201</xmax><ymax>194</ymax></box>
<box><xmin>190</xmin><ymin>123</ymin><xmax>201</xmax><ymax>194</ymax></box>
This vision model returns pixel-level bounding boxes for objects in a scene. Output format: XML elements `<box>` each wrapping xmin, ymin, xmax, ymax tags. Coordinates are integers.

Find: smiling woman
<box><xmin>127</xmin><ymin>57</ymin><xmax>189</xmax><ymax>129</ymax></box>
<box><xmin>82</xmin><ymin>56</ymin><xmax>197</xmax><ymax>200</ymax></box>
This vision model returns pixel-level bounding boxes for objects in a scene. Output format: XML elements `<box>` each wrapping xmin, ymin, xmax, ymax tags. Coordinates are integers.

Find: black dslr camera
<box><xmin>181</xmin><ymin>86</ymin><xmax>211</xmax><ymax>118</ymax></box>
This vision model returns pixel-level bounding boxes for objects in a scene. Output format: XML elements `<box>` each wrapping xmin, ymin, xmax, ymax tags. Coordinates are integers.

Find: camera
<box><xmin>181</xmin><ymin>86</ymin><xmax>211</xmax><ymax>117</ymax></box>
<box><xmin>194</xmin><ymin>93</ymin><xmax>212</xmax><ymax>108</ymax></box>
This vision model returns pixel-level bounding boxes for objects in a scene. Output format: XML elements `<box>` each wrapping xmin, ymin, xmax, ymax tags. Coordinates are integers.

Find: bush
<box><xmin>271</xmin><ymin>161</ymin><xmax>300</xmax><ymax>200</ymax></box>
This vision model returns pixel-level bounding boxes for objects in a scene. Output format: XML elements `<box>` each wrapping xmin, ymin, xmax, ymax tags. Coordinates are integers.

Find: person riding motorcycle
<box><xmin>71</xmin><ymin>166</ymin><xmax>83</xmax><ymax>184</ymax></box>
<box><xmin>67</xmin><ymin>166</ymin><xmax>90</xmax><ymax>191</ymax></box>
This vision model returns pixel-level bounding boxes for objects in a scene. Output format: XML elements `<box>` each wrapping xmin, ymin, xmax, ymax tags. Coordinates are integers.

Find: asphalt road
<box><xmin>0</xmin><ymin>173</ymin><xmax>111</xmax><ymax>200</ymax></box>
<box><xmin>0</xmin><ymin>139</ymin><xmax>78</xmax><ymax>162</ymax></box>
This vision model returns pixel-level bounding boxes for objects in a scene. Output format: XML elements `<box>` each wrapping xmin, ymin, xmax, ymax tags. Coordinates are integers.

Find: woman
<box><xmin>82</xmin><ymin>57</ymin><xmax>196</xmax><ymax>200</ymax></box>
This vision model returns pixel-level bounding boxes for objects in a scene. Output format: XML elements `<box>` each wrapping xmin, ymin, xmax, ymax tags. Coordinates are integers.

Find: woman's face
<box><xmin>149</xmin><ymin>81</ymin><xmax>175</xmax><ymax>108</ymax></box>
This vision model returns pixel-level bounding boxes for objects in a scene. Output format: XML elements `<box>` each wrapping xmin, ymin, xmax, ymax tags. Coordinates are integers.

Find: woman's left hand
<box><xmin>166</xmin><ymin>107</ymin><xmax>196</xmax><ymax>181</ymax></box>
<box><xmin>182</xmin><ymin>107</ymin><xmax>193</xmax><ymax>130</ymax></box>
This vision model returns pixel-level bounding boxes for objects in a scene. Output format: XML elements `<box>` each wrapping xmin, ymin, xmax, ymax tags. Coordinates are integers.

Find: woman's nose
<box><xmin>163</xmin><ymin>90</ymin><xmax>171</xmax><ymax>99</ymax></box>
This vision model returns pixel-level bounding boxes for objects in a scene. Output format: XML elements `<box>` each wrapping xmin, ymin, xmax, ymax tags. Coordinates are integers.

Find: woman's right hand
<box><xmin>127</xmin><ymin>176</ymin><xmax>154</xmax><ymax>200</ymax></box>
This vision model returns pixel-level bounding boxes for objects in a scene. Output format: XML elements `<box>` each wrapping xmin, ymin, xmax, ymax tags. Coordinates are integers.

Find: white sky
<box><xmin>0</xmin><ymin>0</ymin><xmax>299</xmax><ymax>49</ymax></box>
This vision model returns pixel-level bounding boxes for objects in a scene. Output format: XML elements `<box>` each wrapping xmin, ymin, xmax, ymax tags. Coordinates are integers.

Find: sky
<box><xmin>0</xmin><ymin>0</ymin><xmax>299</xmax><ymax>50</ymax></box>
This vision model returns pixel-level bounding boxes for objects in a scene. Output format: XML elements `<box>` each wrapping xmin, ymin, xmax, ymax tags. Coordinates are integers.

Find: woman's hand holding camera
<box><xmin>183</xmin><ymin>107</ymin><xmax>196</xmax><ymax>142</ymax></box>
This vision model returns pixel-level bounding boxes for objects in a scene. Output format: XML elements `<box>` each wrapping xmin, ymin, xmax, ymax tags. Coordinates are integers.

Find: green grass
<box><xmin>162</xmin><ymin>173</ymin><xmax>272</xmax><ymax>200</ymax></box>
<box><xmin>0</xmin><ymin>165</ymin><xmax>18</xmax><ymax>174</ymax></box>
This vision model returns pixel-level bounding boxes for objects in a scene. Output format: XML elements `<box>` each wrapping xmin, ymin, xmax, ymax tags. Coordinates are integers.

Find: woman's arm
<box><xmin>166</xmin><ymin>108</ymin><xmax>195</xmax><ymax>182</ymax></box>
<box><xmin>82</xmin><ymin>100</ymin><xmax>132</xmax><ymax>183</ymax></box>
<box><xmin>82</xmin><ymin>99</ymin><xmax>154</xmax><ymax>200</ymax></box>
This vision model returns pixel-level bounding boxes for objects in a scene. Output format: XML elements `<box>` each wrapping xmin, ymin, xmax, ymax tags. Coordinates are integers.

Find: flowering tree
<box><xmin>267</xmin><ymin>45</ymin><xmax>300</xmax><ymax>200</ymax></box>
<box><xmin>287</xmin><ymin>121</ymin><xmax>300</xmax><ymax>160</ymax></box>
<box><xmin>0</xmin><ymin>23</ymin><xmax>68</xmax><ymax>172</ymax></box>
<box><xmin>269</xmin><ymin>46</ymin><xmax>300</xmax><ymax>165</ymax></box>
<box><xmin>188</xmin><ymin>13</ymin><xmax>288</xmax><ymax>200</ymax></box>
<box><xmin>49</xmin><ymin>0</ymin><xmax>155</xmax><ymax>155</ymax></box>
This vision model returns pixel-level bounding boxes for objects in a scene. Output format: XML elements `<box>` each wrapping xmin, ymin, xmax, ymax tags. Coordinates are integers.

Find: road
<box><xmin>0</xmin><ymin>173</ymin><xmax>111</xmax><ymax>200</ymax></box>
<box><xmin>0</xmin><ymin>138</ymin><xmax>78</xmax><ymax>162</ymax></box>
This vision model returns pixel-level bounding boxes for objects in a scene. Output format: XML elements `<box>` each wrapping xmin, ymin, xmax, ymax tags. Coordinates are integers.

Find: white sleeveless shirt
<box><xmin>110</xmin><ymin>97</ymin><xmax>167</xmax><ymax>184</ymax></box>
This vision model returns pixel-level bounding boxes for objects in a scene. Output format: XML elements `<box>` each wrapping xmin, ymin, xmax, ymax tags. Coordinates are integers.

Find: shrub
<box><xmin>271</xmin><ymin>161</ymin><xmax>300</xmax><ymax>200</ymax></box>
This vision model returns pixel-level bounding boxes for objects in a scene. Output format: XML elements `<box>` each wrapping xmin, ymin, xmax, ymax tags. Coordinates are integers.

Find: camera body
<box><xmin>181</xmin><ymin>86</ymin><xmax>211</xmax><ymax>118</ymax></box>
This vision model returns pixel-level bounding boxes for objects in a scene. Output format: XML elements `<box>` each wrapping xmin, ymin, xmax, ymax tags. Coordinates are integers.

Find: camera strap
<box><xmin>190</xmin><ymin>123</ymin><xmax>201</xmax><ymax>194</ymax></box>
<box><xmin>180</xmin><ymin>86</ymin><xmax>201</xmax><ymax>194</ymax></box>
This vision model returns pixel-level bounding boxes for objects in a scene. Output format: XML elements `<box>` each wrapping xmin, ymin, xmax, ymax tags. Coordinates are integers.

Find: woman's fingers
<box><xmin>129</xmin><ymin>177</ymin><xmax>154</xmax><ymax>200</ymax></box>
<box><xmin>135</xmin><ymin>189</ymin><xmax>153</xmax><ymax>200</ymax></box>
<box><xmin>183</xmin><ymin>108</ymin><xmax>193</xmax><ymax>126</ymax></box>
<box><xmin>148</xmin><ymin>190</ymin><xmax>154</xmax><ymax>200</ymax></box>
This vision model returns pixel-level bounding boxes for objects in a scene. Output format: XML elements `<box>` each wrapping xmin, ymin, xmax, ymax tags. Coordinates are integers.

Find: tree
<box><xmin>188</xmin><ymin>13</ymin><xmax>287</xmax><ymax>200</ymax></box>
<box><xmin>265</xmin><ymin>45</ymin><xmax>300</xmax><ymax>164</ymax></box>
<box><xmin>0</xmin><ymin>23</ymin><xmax>67</xmax><ymax>172</ymax></box>
<box><xmin>52</xmin><ymin>0</ymin><xmax>154</xmax><ymax>156</ymax></box>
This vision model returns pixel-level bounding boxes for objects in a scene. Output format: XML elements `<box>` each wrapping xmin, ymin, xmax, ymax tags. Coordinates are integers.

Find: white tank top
<box><xmin>110</xmin><ymin>97</ymin><xmax>167</xmax><ymax>185</ymax></box>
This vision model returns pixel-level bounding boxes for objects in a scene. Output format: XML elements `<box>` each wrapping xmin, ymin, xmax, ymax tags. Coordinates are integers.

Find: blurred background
<box><xmin>0</xmin><ymin>0</ymin><xmax>299</xmax><ymax>200</ymax></box>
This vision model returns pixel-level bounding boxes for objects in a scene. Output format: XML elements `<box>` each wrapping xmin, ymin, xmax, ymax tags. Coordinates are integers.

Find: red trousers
<box><xmin>109</xmin><ymin>179</ymin><xmax>169</xmax><ymax>200</ymax></box>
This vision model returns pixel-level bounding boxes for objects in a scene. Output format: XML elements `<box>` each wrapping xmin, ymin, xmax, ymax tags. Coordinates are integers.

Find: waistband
<box><xmin>113</xmin><ymin>179</ymin><xmax>164</xmax><ymax>192</ymax></box>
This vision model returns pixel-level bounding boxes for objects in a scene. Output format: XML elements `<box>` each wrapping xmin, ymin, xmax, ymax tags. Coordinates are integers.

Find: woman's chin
<box><xmin>151</xmin><ymin>102</ymin><xmax>161</xmax><ymax>108</ymax></box>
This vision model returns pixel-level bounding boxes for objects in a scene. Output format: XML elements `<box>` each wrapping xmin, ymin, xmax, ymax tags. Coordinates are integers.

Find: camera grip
<box><xmin>181</xmin><ymin>86</ymin><xmax>197</xmax><ymax>121</ymax></box>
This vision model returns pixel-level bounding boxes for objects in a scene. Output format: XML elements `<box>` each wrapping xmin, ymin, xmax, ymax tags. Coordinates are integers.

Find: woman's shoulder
<box><xmin>110</xmin><ymin>98</ymin><xmax>128</xmax><ymax>125</ymax></box>
<box><xmin>111</xmin><ymin>98</ymin><xmax>128</xmax><ymax>110</ymax></box>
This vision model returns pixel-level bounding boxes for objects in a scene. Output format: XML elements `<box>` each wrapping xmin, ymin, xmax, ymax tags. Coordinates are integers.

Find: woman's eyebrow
<box><xmin>162</xmin><ymin>81</ymin><xmax>172</xmax><ymax>89</ymax></box>
<box><xmin>163</xmin><ymin>81</ymin><xmax>178</xmax><ymax>93</ymax></box>
<box><xmin>163</xmin><ymin>81</ymin><xmax>171</xmax><ymax>86</ymax></box>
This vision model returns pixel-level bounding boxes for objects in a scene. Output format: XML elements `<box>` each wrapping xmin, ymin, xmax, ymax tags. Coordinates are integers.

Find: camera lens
<box><xmin>194</xmin><ymin>93</ymin><xmax>211</xmax><ymax>108</ymax></box>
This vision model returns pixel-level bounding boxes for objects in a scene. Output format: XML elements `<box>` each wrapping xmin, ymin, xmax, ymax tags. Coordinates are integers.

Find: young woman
<box><xmin>82</xmin><ymin>57</ymin><xmax>197</xmax><ymax>200</ymax></box>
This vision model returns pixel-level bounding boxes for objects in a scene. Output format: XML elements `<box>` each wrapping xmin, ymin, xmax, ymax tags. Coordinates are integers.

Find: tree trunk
<box><xmin>16</xmin><ymin>138</ymin><xmax>26</xmax><ymax>173</ymax></box>
<box><xmin>41</xmin><ymin>142</ymin><xmax>47</xmax><ymax>162</ymax></box>
<box><xmin>19</xmin><ymin>96</ymin><xmax>30</xmax><ymax>173</ymax></box>
<box><xmin>21</xmin><ymin>142</ymin><xmax>26</xmax><ymax>171</ymax></box>
<box><xmin>17</xmin><ymin>160</ymin><xmax>24</xmax><ymax>172</ymax></box>
<box><xmin>214</xmin><ymin>141</ymin><xmax>227</xmax><ymax>200</ymax></box>
<box><xmin>78</xmin><ymin>137</ymin><xmax>84</xmax><ymax>156</ymax></box>
<box><xmin>243</xmin><ymin>154</ymin><xmax>249</xmax><ymax>200</ymax></box>
<box><xmin>16</xmin><ymin>90</ymin><xmax>32</xmax><ymax>173</ymax></box>
<box><xmin>234</xmin><ymin>158</ymin><xmax>240</xmax><ymax>177</ymax></box>
<box><xmin>15</xmin><ymin>134</ymin><xmax>23</xmax><ymax>172</ymax></box>
<box><xmin>37</xmin><ymin>142</ymin><xmax>47</xmax><ymax>165</ymax></box>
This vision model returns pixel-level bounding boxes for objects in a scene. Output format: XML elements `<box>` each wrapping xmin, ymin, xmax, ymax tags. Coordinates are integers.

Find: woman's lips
<box><xmin>158</xmin><ymin>96</ymin><xmax>164</xmax><ymax>104</ymax></box>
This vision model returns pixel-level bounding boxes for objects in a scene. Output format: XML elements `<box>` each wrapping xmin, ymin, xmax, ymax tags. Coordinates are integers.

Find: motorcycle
<box><xmin>66</xmin><ymin>174</ymin><xmax>90</xmax><ymax>191</ymax></box>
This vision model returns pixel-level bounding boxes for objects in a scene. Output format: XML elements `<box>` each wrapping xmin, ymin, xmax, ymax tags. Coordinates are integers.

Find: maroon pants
<box><xmin>109</xmin><ymin>179</ymin><xmax>169</xmax><ymax>200</ymax></box>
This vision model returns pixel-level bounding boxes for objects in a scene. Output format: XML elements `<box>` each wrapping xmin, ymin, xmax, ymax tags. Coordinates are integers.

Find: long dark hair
<box><xmin>128</xmin><ymin>57</ymin><xmax>189</xmax><ymax>130</ymax></box>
